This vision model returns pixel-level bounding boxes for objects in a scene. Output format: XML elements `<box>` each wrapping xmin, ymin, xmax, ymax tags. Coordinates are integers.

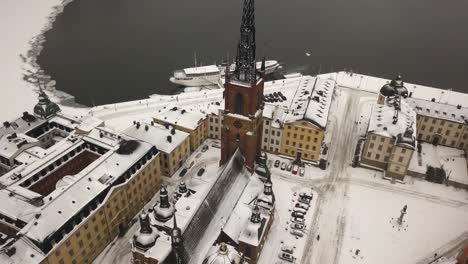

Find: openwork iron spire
<box><xmin>234</xmin><ymin>0</ymin><xmax>257</xmax><ymax>84</ymax></box>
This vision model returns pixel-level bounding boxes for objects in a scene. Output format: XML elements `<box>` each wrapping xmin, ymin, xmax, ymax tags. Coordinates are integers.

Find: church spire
<box><xmin>234</xmin><ymin>0</ymin><xmax>257</xmax><ymax>84</ymax></box>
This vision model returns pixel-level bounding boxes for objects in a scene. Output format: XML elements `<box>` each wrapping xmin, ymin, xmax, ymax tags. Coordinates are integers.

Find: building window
<box><xmin>421</xmin><ymin>125</ymin><xmax>426</xmax><ymax>130</ymax></box>
<box><xmin>445</xmin><ymin>130</ymin><xmax>450</xmax><ymax>136</ymax></box>
<box><xmin>384</xmin><ymin>156</ymin><xmax>389</xmax><ymax>162</ymax></box>
<box><xmin>264</xmin><ymin>138</ymin><xmax>267</xmax><ymax>143</ymax></box>
<box><xmin>300</xmin><ymin>135</ymin><xmax>304</xmax><ymax>140</ymax></box>
<box><xmin>375</xmin><ymin>154</ymin><xmax>380</xmax><ymax>159</ymax></box>
<box><xmin>369</xmin><ymin>143</ymin><xmax>374</xmax><ymax>149</ymax></box>
<box><xmin>398</xmin><ymin>156</ymin><xmax>403</xmax><ymax>162</ymax></box>
<box><xmin>387</xmin><ymin>147</ymin><xmax>392</xmax><ymax>153</ymax></box>
<box><xmin>265</xmin><ymin>129</ymin><xmax>269</xmax><ymax>134</ymax></box>
<box><xmin>401</xmin><ymin>148</ymin><xmax>406</xmax><ymax>154</ymax></box>
<box><xmin>437</xmin><ymin>128</ymin><xmax>442</xmax><ymax>133</ymax></box>
<box><xmin>378</xmin><ymin>145</ymin><xmax>383</xmax><ymax>151</ymax></box>
<box><xmin>234</xmin><ymin>93</ymin><xmax>244</xmax><ymax>115</ymax></box>
<box><xmin>372</xmin><ymin>135</ymin><xmax>376</xmax><ymax>140</ymax></box>
<box><xmin>293</xmin><ymin>134</ymin><xmax>297</xmax><ymax>139</ymax></box>
<box><xmin>367</xmin><ymin>152</ymin><xmax>371</xmax><ymax>158</ymax></box>
<box><xmin>69</xmin><ymin>249</ymin><xmax>74</xmax><ymax>256</ymax></box>
<box><xmin>395</xmin><ymin>166</ymin><xmax>400</xmax><ymax>172</ymax></box>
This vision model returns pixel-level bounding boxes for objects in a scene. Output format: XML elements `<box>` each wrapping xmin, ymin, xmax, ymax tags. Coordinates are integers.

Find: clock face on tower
<box><xmin>233</xmin><ymin>120</ymin><xmax>243</xmax><ymax>128</ymax></box>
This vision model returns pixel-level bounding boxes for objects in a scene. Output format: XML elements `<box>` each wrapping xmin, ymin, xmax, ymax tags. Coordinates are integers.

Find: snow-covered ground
<box><xmin>0</xmin><ymin>0</ymin><xmax>89</xmax><ymax>122</ymax></box>
<box><xmin>340</xmin><ymin>180</ymin><xmax>468</xmax><ymax>264</ymax></box>
<box><xmin>409</xmin><ymin>143</ymin><xmax>468</xmax><ymax>185</ymax></box>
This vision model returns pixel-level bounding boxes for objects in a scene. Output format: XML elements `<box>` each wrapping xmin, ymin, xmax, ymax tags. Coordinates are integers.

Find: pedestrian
<box><xmin>316</xmin><ymin>234</ymin><xmax>320</xmax><ymax>241</ymax></box>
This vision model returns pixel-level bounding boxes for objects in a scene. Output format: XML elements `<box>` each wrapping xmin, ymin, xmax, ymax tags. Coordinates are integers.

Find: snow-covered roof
<box><xmin>367</xmin><ymin>98</ymin><xmax>417</xmax><ymax>143</ymax></box>
<box><xmin>75</xmin><ymin>116</ymin><xmax>104</xmax><ymax>133</ymax></box>
<box><xmin>0</xmin><ymin>133</ymin><xmax>39</xmax><ymax>159</ymax></box>
<box><xmin>22</xmin><ymin>138</ymin><xmax>155</xmax><ymax>242</ymax></box>
<box><xmin>409</xmin><ymin>142</ymin><xmax>468</xmax><ymax>185</ymax></box>
<box><xmin>407</xmin><ymin>97</ymin><xmax>468</xmax><ymax>124</ymax></box>
<box><xmin>0</xmin><ymin>115</ymin><xmax>46</xmax><ymax>137</ymax></box>
<box><xmin>155</xmin><ymin>108</ymin><xmax>207</xmax><ymax>130</ymax></box>
<box><xmin>123</xmin><ymin>122</ymin><xmax>189</xmax><ymax>154</ymax></box>
<box><xmin>304</xmin><ymin>78</ymin><xmax>335</xmax><ymax>128</ymax></box>
<box><xmin>262</xmin><ymin>76</ymin><xmax>335</xmax><ymax>129</ymax></box>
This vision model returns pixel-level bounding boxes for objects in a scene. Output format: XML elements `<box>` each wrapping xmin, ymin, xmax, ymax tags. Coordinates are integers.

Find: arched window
<box><xmin>235</xmin><ymin>93</ymin><xmax>244</xmax><ymax>115</ymax></box>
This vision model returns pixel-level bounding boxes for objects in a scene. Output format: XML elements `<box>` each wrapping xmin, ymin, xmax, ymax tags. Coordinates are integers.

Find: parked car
<box><xmin>299</xmin><ymin>192</ymin><xmax>313</xmax><ymax>201</ymax></box>
<box><xmin>291</xmin><ymin>211</ymin><xmax>305</xmax><ymax>219</ymax></box>
<box><xmin>274</xmin><ymin>160</ymin><xmax>280</xmax><ymax>168</ymax></box>
<box><xmin>197</xmin><ymin>168</ymin><xmax>205</xmax><ymax>176</ymax></box>
<box><xmin>290</xmin><ymin>229</ymin><xmax>304</xmax><ymax>237</ymax></box>
<box><xmin>278</xmin><ymin>252</ymin><xmax>295</xmax><ymax>262</ymax></box>
<box><xmin>281</xmin><ymin>162</ymin><xmax>287</xmax><ymax>170</ymax></box>
<box><xmin>295</xmin><ymin>202</ymin><xmax>309</xmax><ymax>211</ymax></box>
<box><xmin>299</xmin><ymin>168</ymin><xmax>305</xmax><ymax>177</ymax></box>
<box><xmin>292</xmin><ymin>164</ymin><xmax>299</xmax><ymax>174</ymax></box>
<box><xmin>293</xmin><ymin>207</ymin><xmax>307</xmax><ymax>215</ymax></box>
<box><xmin>290</xmin><ymin>223</ymin><xmax>305</xmax><ymax>230</ymax></box>
<box><xmin>281</xmin><ymin>246</ymin><xmax>294</xmax><ymax>254</ymax></box>
<box><xmin>179</xmin><ymin>168</ymin><xmax>188</xmax><ymax>177</ymax></box>
<box><xmin>287</xmin><ymin>164</ymin><xmax>293</xmax><ymax>171</ymax></box>
<box><xmin>298</xmin><ymin>196</ymin><xmax>311</xmax><ymax>205</ymax></box>
<box><xmin>201</xmin><ymin>145</ymin><xmax>209</xmax><ymax>152</ymax></box>
<box><xmin>291</xmin><ymin>217</ymin><xmax>305</xmax><ymax>224</ymax></box>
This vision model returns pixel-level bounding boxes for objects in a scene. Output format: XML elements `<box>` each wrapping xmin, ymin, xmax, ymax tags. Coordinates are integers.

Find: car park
<box><xmin>290</xmin><ymin>223</ymin><xmax>305</xmax><ymax>230</ymax></box>
<box><xmin>291</xmin><ymin>211</ymin><xmax>305</xmax><ymax>218</ymax></box>
<box><xmin>299</xmin><ymin>168</ymin><xmax>305</xmax><ymax>177</ymax></box>
<box><xmin>179</xmin><ymin>168</ymin><xmax>188</xmax><ymax>177</ymax></box>
<box><xmin>278</xmin><ymin>252</ymin><xmax>295</xmax><ymax>262</ymax></box>
<box><xmin>281</xmin><ymin>162</ymin><xmax>287</xmax><ymax>170</ymax></box>
<box><xmin>292</xmin><ymin>164</ymin><xmax>299</xmax><ymax>174</ymax></box>
<box><xmin>291</xmin><ymin>217</ymin><xmax>305</xmax><ymax>224</ymax></box>
<box><xmin>295</xmin><ymin>202</ymin><xmax>309</xmax><ymax>211</ymax></box>
<box><xmin>287</xmin><ymin>164</ymin><xmax>293</xmax><ymax>171</ymax></box>
<box><xmin>197</xmin><ymin>168</ymin><xmax>205</xmax><ymax>176</ymax></box>
<box><xmin>274</xmin><ymin>160</ymin><xmax>280</xmax><ymax>167</ymax></box>
<box><xmin>290</xmin><ymin>229</ymin><xmax>304</xmax><ymax>237</ymax></box>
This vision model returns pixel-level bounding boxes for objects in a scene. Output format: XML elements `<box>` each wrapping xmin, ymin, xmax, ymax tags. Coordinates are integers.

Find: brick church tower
<box><xmin>220</xmin><ymin>0</ymin><xmax>265</xmax><ymax>171</ymax></box>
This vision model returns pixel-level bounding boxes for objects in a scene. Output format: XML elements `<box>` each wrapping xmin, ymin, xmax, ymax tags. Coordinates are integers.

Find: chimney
<box><xmin>151</xmin><ymin>121</ymin><xmax>154</xmax><ymax>126</ymax></box>
<box><xmin>457</xmin><ymin>104</ymin><xmax>462</xmax><ymax>109</ymax></box>
<box><xmin>167</xmin><ymin>136</ymin><xmax>172</xmax><ymax>143</ymax></box>
<box><xmin>171</xmin><ymin>128</ymin><xmax>176</xmax><ymax>135</ymax></box>
<box><xmin>145</xmin><ymin>125</ymin><xmax>149</xmax><ymax>131</ymax></box>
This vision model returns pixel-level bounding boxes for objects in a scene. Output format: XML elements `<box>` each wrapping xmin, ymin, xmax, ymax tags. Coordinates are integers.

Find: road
<box><xmin>302</xmin><ymin>88</ymin><xmax>368</xmax><ymax>264</ymax></box>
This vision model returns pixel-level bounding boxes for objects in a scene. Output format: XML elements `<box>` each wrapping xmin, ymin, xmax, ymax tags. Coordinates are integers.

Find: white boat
<box><xmin>170</xmin><ymin>60</ymin><xmax>280</xmax><ymax>87</ymax></box>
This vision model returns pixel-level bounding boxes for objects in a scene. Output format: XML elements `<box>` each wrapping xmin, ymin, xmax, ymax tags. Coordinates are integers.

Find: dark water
<box><xmin>38</xmin><ymin>0</ymin><xmax>468</xmax><ymax>106</ymax></box>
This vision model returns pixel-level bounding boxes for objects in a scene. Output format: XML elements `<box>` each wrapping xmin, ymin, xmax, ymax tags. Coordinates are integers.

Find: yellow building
<box><xmin>0</xmin><ymin>125</ymin><xmax>162</xmax><ymax>264</ymax></box>
<box><xmin>124</xmin><ymin>121</ymin><xmax>190</xmax><ymax>176</ymax></box>
<box><xmin>361</xmin><ymin>97</ymin><xmax>417</xmax><ymax>180</ymax></box>
<box><xmin>153</xmin><ymin>108</ymin><xmax>208</xmax><ymax>152</ymax></box>
<box><xmin>261</xmin><ymin>76</ymin><xmax>335</xmax><ymax>163</ymax></box>
<box><xmin>409</xmin><ymin>98</ymin><xmax>468</xmax><ymax>150</ymax></box>
<box><xmin>280</xmin><ymin>121</ymin><xmax>324</xmax><ymax>161</ymax></box>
